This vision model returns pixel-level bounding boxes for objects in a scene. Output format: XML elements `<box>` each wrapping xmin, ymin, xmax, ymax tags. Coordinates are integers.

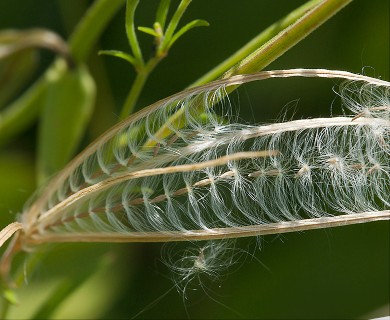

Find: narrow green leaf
<box><xmin>125</xmin><ymin>0</ymin><xmax>143</xmax><ymax>64</ymax></box>
<box><xmin>98</xmin><ymin>49</ymin><xmax>137</xmax><ymax>66</ymax></box>
<box><xmin>37</xmin><ymin>60</ymin><xmax>96</xmax><ymax>184</ymax></box>
<box><xmin>137</xmin><ymin>26</ymin><xmax>159</xmax><ymax>37</ymax></box>
<box><xmin>160</xmin><ymin>0</ymin><xmax>192</xmax><ymax>52</ymax></box>
<box><xmin>168</xmin><ymin>19</ymin><xmax>209</xmax><ymax>49</ymax></box>
<box><xmin>156</xmin><ymin>0</ymin><xmax>171</xmax><ymax>30</ymax></box>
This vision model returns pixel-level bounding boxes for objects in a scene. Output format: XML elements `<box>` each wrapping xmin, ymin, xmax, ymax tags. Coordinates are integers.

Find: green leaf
<box><xmin>36</xmin><ymin>60</ymin><xmax>96</xmax><ymax>184</ymax></box>
<box><xmin>156</xmin><ymin>0</ymin><xmax>171</xmax><ymax>30</ymax></box>
<box><xmin>137</xmin><ymin>26</ymin><xmax>159</xmax><ymax>37</ymax></box>
<box><xmin>98</xmin><ymin>49</ymin><xmax>137</xmax><ymax>66</ymax></box>
<box><xmin>168</xmin><ymin>19</ymin><xmax>209</xmax><ymax>49</ymax></box>
<box><xmin>125</xmin><ymin>0</ymin><xmax>143</xmax><ymax>64</ymax></box>
<box><xmin>160</xmin><ymin>0</ymin><xmax>192</xmax><ymax>52</ymax></box>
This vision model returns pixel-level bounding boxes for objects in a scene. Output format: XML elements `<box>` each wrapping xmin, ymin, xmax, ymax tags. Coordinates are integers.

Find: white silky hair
<box><xmin>339</xmin><ymin>81</ymin><xmax>390</xmax><ymax>120</ymax></box>
<box><xmin>161</xmin><ymin>240</ymin><xmax>240</xmax><ymax>296</ymax></box>
<box><xmin>32</xmin><ymin>98</ymin><xmax>389</xmax><ymax>236</ymax></box>
<box><xmin>3</xmin><ymin>69</ymin><xmax>388</xmax><ymax>289</ymax></box>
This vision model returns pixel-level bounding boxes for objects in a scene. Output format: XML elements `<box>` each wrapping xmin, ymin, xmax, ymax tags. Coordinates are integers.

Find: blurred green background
<box><xmin>0</xmin><ymin>0</ymin><xmax>389</xmax><ymax>318</ymax></box>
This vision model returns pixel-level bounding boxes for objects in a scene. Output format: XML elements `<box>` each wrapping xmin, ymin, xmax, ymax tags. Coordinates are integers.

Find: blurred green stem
<box><xmin>222</xmin><ymin>0</ymin><xmax>352</xmax><ymax>79</ymax></box>
<box><xmin>191</xmin><ymin>0</ymin><xmax>351</xmax><ymax>86</ymax></box>
<box><xmin>69</xmin><ymin>0</ymin><xmax>125</xmax><ymax>63</ymax></box>
<box><xmin>0</xmin><ymin>0</ymin><xmax>125</xmax><ymax>146</ymax></box>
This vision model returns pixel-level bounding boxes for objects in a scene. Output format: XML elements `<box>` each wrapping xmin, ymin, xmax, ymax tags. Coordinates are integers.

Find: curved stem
<box><xmin>125</xmin><ymin>0</ymin><xmax>143</xmax><ymax>65</ymax></box>
<box><xmin>0</xmin><ymin>29</ymin><xmax>74</xmax><ymax>69</ymax></box>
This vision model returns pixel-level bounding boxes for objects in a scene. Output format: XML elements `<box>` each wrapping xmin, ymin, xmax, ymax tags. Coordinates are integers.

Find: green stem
<box><xmin>223</xmin><ymin>0</ymin><xmax>353</xmax><ymax>79</ymax></box>
<box><xmin>120</xmin><ymin>71</ymin><xmax>148</xmax><ymax>119</ymax></box>
<box><xmin>146</xmin><ymin>0</ymin><xmax>353</xmax><ymax>147</ymax></box>
<box><xmin>191</xmin><ymin>0</ymin><xmax>335</xmax><ymax>86</ymax></box>
<box><xmin>0</xmin><ymin>0</ymin><xmax>125</xmax><ymax>146</ymax></box>
<box><xmin>120</xmin><ymin>58</ymin><xmax>161</xmax><ymax>119</ymax></box>
<box><xmin>120</xmin><ymin>0</ymin><xmax>194</xmax><ymax>118</ymax></box>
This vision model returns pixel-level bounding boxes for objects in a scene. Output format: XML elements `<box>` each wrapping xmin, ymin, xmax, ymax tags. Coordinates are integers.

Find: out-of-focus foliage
<box><xmin>0</xmin><ymin>0</ymin><xmax>388</xmax><ymax>318</ymax></box>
